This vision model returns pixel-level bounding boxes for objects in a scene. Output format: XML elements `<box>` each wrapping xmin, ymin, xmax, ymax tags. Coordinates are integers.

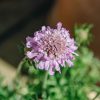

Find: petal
<box><xmin>26</xmin><ymin>51</ymin><xmax>37</xmax><ymax>59</ymax></box>
<box><xmin>26</xmin><ymin>36</ymin><xmax>32</xmax><ymax>42</ymax></box>
<box><xmin>26</xmin><ymin>37</ymin><xmax>33</xmax><ymax>48</ymax></box>
<box><xmin>60</xmin><ymin>59</ymin><xmax>65</xmax><ymax>67</ymax></box>
<box><xmin>38</xmin><ymin>62</ymin><xmax>44</xmax><ymax>69</ymax></box>
<box><xmin>53</xmin><ymin>60</ymin><xmax>60</xmax><ymax>71</ymax></box>
<box><xmin>66</xmin><ymin>60</ymin><xmax>73</xmax><ymax>67</ymax></box>
<box><xmin>37</xmin><ymin>53</ymin><xmax>43</xmax><ymax>60</ymax></box>
<box><xmin>57</xmin><ymin>22</ymin><xmax>62</xmax><ymax>30</ymax></box>
<box><xmin>42</xmin><ymin>26</ymin><xmax>46</xmax><ymax>31</ymax></box>
<box><xmin>44</xmin><ymin>61</ymin><xmax>50</xmax><ymax>70</ymax></box>
<box><xmin>26</xmin><ymin>42</ymin><xmax>32</xmax><ymax>48</ymax></box>
<box><xmin>49</xmin><ymin>68</ymin><xmax>54</xmax><ymax>75</ymax></box>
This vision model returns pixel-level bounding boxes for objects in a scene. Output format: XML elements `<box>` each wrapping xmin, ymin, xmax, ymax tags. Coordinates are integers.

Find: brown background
<box><xmin>48</xmin><ymin>0</ymin><xmax>100</xmax><ymax>58</ymax></box>
<box><xmin>0</xmin><ymin>0</ymin><xmax>100</xmax><ymax>67</ymax></box>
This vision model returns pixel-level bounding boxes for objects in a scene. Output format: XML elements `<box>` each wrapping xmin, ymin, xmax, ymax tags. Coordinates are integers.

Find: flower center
<box><xmin>41</xmin><ymin>33</ymin><xmax>67</xmax><ymax>58</ymax></box>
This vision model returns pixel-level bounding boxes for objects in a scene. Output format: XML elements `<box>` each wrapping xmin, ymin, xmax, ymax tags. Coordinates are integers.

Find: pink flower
<box><xmin>26</xmin><ymin>22</ymin><xmax>78</xmax><ymax>75</ymax></box>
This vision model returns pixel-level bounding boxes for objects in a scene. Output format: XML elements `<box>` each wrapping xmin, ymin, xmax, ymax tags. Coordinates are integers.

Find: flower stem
<box><xmin>42</xmin><ymin>72</ymin><xmax>49</xmax><ymax>99</ymax></box>
<box><xmin>16</xmin><ymin>57</ymin><xmax>26</xmax><ymax>77</ymax></box>
<box><xmin>92</xmin><ymin>92</ymin><xmax>100</xmax><ymax>100</ymax></box>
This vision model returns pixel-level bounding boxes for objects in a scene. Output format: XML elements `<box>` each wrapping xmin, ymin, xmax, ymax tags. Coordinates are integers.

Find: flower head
<box><xmin>26</xmin><ymin>22</ymin><xmax>78</xmax><ymax>75</ymax></box>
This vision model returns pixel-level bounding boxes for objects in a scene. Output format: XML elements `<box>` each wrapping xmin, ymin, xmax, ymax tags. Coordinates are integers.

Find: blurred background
<box><xmin>0</xmin><ymin>0</ymin><xmax>100</xmax><ymax>70</ymax></box>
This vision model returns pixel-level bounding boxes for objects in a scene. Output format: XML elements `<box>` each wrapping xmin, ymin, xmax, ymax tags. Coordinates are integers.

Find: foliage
<box><xmin>0</xmin><ymin>24</ymin><xmax>100</xmax><ymax>100</ymax></box>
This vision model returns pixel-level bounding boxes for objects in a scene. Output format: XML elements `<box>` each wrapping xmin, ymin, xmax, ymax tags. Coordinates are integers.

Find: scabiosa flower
<box><xmin>26</xmin><ymin>22</ymin><xmax>78</xmax><ymax>75</ymax></box>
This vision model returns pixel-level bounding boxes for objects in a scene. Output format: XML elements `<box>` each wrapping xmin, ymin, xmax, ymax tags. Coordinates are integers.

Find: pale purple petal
<box><xmin>57</xmin><ymin>22</ymin><xmax>62</xmax><ymax>30</ymax></box>
<box><xmin>66</xmin><ymin>59</ymin><xmax>73</xmax><ymax>67</ymax></box>
<box><xmin>53</xmin><ymin>60</ymin><xmax>60</xmax><ymax>72</ymax></box>
<box><xmin>26</xmin><ymin>51</ymin><xmax>37</xmax><ymax>59</ymax></box>
<box><xmin>44</xmin><ymin>61</ymin><xmax>50</xmax><ymax>70</ymax></box>
<box><xmin>42</xmin><ymin>26</ymin><xmax>46</xmax><ymax>31</ymax></box>
<box><xmin>49</xmin><ymin>67</ymin><xmax>54</xmax><ymax>75</ymax></box>
<box><xmin>38</xmin><ymin>62</ymin><xmax>44</xmax><ymax>69</ymax></box>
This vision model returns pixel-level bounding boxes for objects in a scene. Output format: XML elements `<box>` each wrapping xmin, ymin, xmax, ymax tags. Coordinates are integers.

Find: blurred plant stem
<box><xmin>42</xmin><ymin>72</ymin><xmax>49</xmax><ymax>99</ymax></box>
<box><xmin>92</xmin><ymin>92</ymin><xmax>100</xmax><ymax>100</ymax></box>
<box><xmin>16</xmin><ymin>57</ymin><xmax>26</xmax><ymax>78</ymax></box>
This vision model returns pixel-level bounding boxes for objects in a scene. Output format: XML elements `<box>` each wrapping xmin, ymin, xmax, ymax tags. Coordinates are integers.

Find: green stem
<box><xmin>16</xmin><ymin>57</ymin><xmax>26</xmax><ymax>77</ymax></box>
<box><xmin>92</xmin><ymin>92</ymin><xmax>100</xmax><ymax>100</ymax></box>
<box><xmin>42</xmin><ymin>72</ymin><xmax>49</xmax><ymax>99</ymax></box>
